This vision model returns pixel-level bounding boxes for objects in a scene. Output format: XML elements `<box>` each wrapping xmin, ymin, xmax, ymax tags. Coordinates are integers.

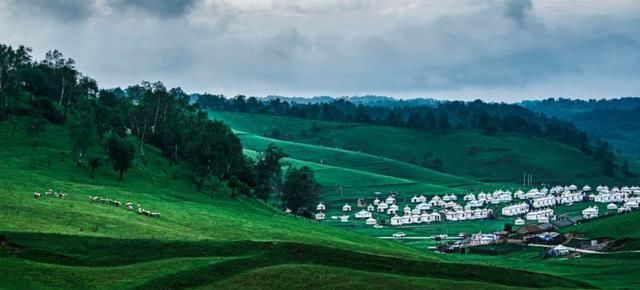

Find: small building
<box><xmin>547</xmin><ymin>245</ymin><xmax>570</xmax><ymax>257</ymax></box>
<box><xmin>607</xmin><ymin>203</ymin><xmax>618</xmax><ymax>210</ymax></box>
<box><xmin>366</xmin><ymin>217</ymin><xmax>377</xmax><ymax>225</ymax></box>
<box><xmin>315</xmin><ymin>212</ymin><xmax>325</xmax><ymax>220</ymax></box>
<box><xmin>339</xmin><ymin>215</ymin><xmax>349</xmax><ymax>222</ymax></box>
<box><xmin>582</xmin><ymin>206</ymin><xmax>599</xmax><ymax>219</ymax></box>
<box><xmin>367</xmin><ymin>204</ymin><xmax>375</xmax><ymax>212</ymax></box>
<box><xmin>385</xmin><ymin>195</ymin><xmax>396</xmax><ymax>204</ymax></box>
<box><xmin>316</xmin><ymin>202</ymin><xmax>326</xmax><ymax>211</ymax></box>
<box><xmin>373</xmin><ymin>197</ymin><xmax>380</xmax><ymax>205</ymax></box>
<box><xmin>403</xmin><ymin>205</ymin><xmax>412</xmax><ymax>215</ymax></box>
<box><xmin>514</xmin><ymin>218</ymin><xmax>525</xmax><ymax>226</ymax></box>
<box><xmin>355</xmin><ymin>210</ymin><xmax>371</xmax><ymax>219</ymax></box>
<box><xmin>390</xmin><ymin>215</ymin><xmax>403</xmax><ymax>226</ymax></box>
<box><xmin>342</xmin><ymin>203</ymin><xmax>352</xmax><ymax>212</ymax></box>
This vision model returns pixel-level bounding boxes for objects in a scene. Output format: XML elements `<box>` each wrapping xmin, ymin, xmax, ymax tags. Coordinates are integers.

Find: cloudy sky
<box><xmin>1</xmin><ymin>0</ymin><xmax>640</xmax><ymax>101</ymax></box>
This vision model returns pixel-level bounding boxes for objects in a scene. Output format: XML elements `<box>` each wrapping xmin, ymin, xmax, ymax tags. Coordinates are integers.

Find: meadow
<box><xmin>0</xmin><ymin>120</ymin><xmax>594</xmax><ymax>289</ymax></box>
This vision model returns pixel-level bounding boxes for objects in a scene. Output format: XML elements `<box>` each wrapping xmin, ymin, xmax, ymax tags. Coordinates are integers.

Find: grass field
<box><xmin>0</xmin><ymin>120</ymin><xmax>596</xmax><ymax>289</ymax></box>
<box><xmin>210</xmin><ymin>111</ymin><xmax>623</xmax><ymax>185</ymax></box>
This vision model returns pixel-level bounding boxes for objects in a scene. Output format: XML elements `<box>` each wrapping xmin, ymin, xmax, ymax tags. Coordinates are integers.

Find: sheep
<box><xmin>114</xmin><ymin>201</ymin><xmax>121</xmax><ymax>207</ymax></box>
<box><xmin>126</xmin><ymin>204</ymin><xmax>134</xmax><ymax>210</ymax></box>
<box><xmin>45</xmin><ymin>190</ymin><xmax>53</xmax><ymax>197</ymax></box>
<box><xmin>34</xmin><ymin>192</ymin><xmax>41</xmax><ymax>199</ymax></box>
<box><xmin>150</xmin><ymin>212</ymin><xmax>160</xmax><ymax>218</ymax></box>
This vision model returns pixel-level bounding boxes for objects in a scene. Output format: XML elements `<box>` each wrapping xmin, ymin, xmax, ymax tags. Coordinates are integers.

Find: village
<box><xmin>313</xmin><ymin>185</ymin><xmax>640</xmax><ymax>257</ymax></box>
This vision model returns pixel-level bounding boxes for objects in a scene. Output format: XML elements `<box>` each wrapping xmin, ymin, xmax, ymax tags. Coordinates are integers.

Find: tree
<box><xmin>254</xmin><ymin>144</ymin><xmax>288</xmax><ymax>200</ymax></box>
<box><xmin>281</xmin><ymin>166</ymin><xmax>319</xmax><ymax>215</ymax></box>
<box><xmin>68</xmin><ymin>103</ymin><xmax>96</xmax><ymax>165</ymax></box>
<box><xmin>105</xmin><ymin>135</ymin><xmax>135</xmax><ymax>180</ymax></box>
<box><xmin>88</xmin><ymin>157</ymin><xmax>102</xmax><ymax>178</ymax></box>
<box><xmin>183</xmin><ymin>119</ymin><xmax>243</xmax><ymax>191</ymax></box>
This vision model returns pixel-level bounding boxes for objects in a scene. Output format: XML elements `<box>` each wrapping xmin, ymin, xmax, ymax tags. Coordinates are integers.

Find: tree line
<box><xmin>198</xmin><ymin>94</ymin><xmax>626</xmax><ymax>178</ymax></box>
<box><xmin>0</xmin><ymin>43</ymin><xmax>318</xmax><ymax>215</ymax></box>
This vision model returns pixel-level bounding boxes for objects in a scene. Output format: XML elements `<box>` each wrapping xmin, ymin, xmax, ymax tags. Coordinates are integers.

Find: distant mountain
<box><xmin>262</xmin><ymin>95</ymin><xmax>441</xmax><ymax>108</ymax></box>
<box><xmin>521</xmin><ymin>97</ymin><xmax>640</xmax><ymax>159</ymax></box>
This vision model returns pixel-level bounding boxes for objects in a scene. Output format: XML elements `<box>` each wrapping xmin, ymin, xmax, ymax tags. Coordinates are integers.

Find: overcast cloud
<box><xmin>1</xmin><ymin>0</ymin><xmax>639</xmax><ymax>101</ymax></box>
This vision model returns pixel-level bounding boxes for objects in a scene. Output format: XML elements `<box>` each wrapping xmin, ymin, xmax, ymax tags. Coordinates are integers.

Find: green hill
<box><xmin>210</xmin><ymin>111</ymin><xmax>621</xmax><ymax>185</ymax></box>
<box><xmin>0</xmin><ymin>120</ymin><xmax>590</xmax><ymax>289</ymax></box>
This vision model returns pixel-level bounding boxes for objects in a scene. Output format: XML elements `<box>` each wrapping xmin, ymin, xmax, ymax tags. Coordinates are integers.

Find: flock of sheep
<box><xmin>33</xmin><ymin>189</ymin><xmax>66</xmax><ymax>199</ymax></box>
<box><xmin>32</xmin><ymin>189</ymin><xmax>160</xmax><ymax>218</ymax></box>
<box><xmin>88</xmin><ymin>196</ymin><xmax>160</xmax><ymax>218</ymax></box>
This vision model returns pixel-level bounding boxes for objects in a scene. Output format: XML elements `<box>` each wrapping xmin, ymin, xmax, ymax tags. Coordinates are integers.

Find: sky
<box><xmin>1</xmin><ymin>0</ymin><xmax>640</xmax><ymax>102</ymax></box>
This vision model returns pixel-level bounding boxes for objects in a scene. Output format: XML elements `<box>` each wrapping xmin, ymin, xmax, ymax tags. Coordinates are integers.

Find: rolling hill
<box><xmin>209</xmin><ymin>111</ymin><xmax>623</xmax><ymax>185</ymax></box>
<box><xmin>0</xmin><ymin>120</ymin><xmax>591</xmax><ymax>289</ymax></box>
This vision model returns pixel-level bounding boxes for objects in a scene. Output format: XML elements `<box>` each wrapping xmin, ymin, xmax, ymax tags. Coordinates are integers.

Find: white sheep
<box><xmin>150</xmin><ymin>212</ymin><xmax>160</xmax><ymax>218</ymax></box>
<box><xmin>114</xmin><ymin>201</ymin><xmax>121</xmax><ymax>207</ymax></box>
<box><xmin>34</xmin><ymin>192</ymin><xmax>41</xmax><ymax>199</ymax></box>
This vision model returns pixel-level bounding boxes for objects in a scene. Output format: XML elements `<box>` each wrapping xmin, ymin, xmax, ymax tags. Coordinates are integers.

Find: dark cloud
<box><xmin>504</xmin><ymin>0</ymin><xmax>533</xmax><ymax>26</ymax></box>
<box><xmin>108</xmin><ymin>0</ymin><xmax>198</xmax><ymax>18</ymax></box>
<box><xmin>8</xmin><ymin>0</ymin><xmax>95</xmax><ymax>22</ymax></box>
<box><xmin>1</xmin><ymin>0</ymin><xmax>639</xmax><ymax>100</ymax></box>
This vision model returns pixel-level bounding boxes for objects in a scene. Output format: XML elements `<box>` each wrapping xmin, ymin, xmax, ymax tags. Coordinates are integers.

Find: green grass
<box><xmin>561</xmin><ymin>211</ymin><xmax>640</xmax><ymax>239</ymax></box>
<box><xmin>210</xmin><ymin>111</ymin><xmax>618</xmax><ymax>185</ymax></box>
<box><xmin>0</xmin><ymin>120</ymin><xmax>594</xmax><ymax>289</ymax></box>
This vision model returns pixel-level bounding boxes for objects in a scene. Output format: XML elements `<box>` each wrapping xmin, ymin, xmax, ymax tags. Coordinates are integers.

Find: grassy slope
<box><xmin>211</xmin><ymin>112</ymin><xmax>618</xmax><ymax>185</ymax></box>
<box><xmin>0</xmin><ymin>121</ymin><xmax>588</xmax><ymax>289</ymax></box>
<box><xmin>561</xmin><ymin>211</ymin><xmax>640</xmax><ymax>239</ymax></box>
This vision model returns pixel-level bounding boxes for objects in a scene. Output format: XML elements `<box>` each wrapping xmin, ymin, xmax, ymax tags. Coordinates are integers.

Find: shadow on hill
<box><xmin>1</xmin><ymin>231</ymin><xmax>593</xmax><ymax>289</ymax></box>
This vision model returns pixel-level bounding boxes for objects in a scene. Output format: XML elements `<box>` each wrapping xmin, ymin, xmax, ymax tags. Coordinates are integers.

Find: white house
<box><xmin>342</xmin><ymin>203</ymin><xmax>352</xmax><ymax>212</ymax></box>
<box><xmin>515</xmin><ymin>218</ymin><xmax>525</xmax><ymax>226</ymax></box>
<box><xmin>548</xmin><ymin>245</ymin><xmax>570</xmax><ymax>256</ymax></box>
<box><xmin>316</xmin><ymin>202</ymin><xmax>326</xmax><ymax>211</ymax></box>
<box><xmin>387</xmin><ymin>204</ymin><xmax>399</xmax><ymax>215</ymax></box>
<box><xmin>367</xmin><ymin>204</ymin><xmax>375</xmax><ymax>212</ymax></box>
<box><xmin>355</xmin><ymin>210</ymin><xmax>372</xmax><ymax>219</ymax></box>
<box><xmin>410</xmin><ymin>195</ymin><xmax>419</xmax><ymax>203</ymax></box>
<box><xmin>366</xmin><ymin>217</ymin><xmax>376</xmax><ymax>225</ymax></box>
<box><xmin>583</xmin><ymin>185</ymin><xmax>592</xmax><ymax>192</ymax></box>
<box><xmin>315</xmin><ymin>212</ymin><xmax>325</xmax><ymax>220</ymax></box>
<box><xmin>390</xmin><ymin>215</ymin><xmax>403</xmax><ymax>226</ymax></box>
<box><xmin>526</xmin><ymin>209</ymin><xmax>554</xmax><ymax>220</ymax></box>
<box><xmin>558</xmin><ymin>192</ymin><xmax>583</xmax><ymax>204</ymax></box>
<box><xmin>373</xmin><ymin>197</ymin><xmax>381</xmax><ymax>205</ymax></box>
<box><xmin>401</xmin><ymin>215</ymin><xmax>412</xmax><ymax>224</ymax></box>
<box><xmin>582</xmin><ymin>206</ymin><xmax>599</xmax><ymax>219</ymax></box>
<box><xmin>377</xmin><ymin>202</ymin><xmax>389</xmax><ymax>212</ymax></box>
<box><xmin>403</xmin><ymin>205</ymin><xmax>412</xmax><ymax>215</ymax></box>
<box><xmin>623</xmin><ymin>201</ymin><xmax>638</xmax><ymax>209</ymax></box>
<box><xmin>340</xmin><ymin>215</ymin><xmax>349</xmax><ymax>222</ymax></box>
<box><xmin>464</xmin><ymin>193</ymin><xmax>476</xmax><ymax>201</ymax></box>
<box><xmin>607</xmin><ymin>203</ymin><xmax>618</xmax><ymax>210</ymax></box>
<box><xmin>467</xmin><ymin>200</ymin><xmax>484</xmax><ymax>208</ymax></box>
<box><xmin>417</xmin><ymin>195</ymin><xmax>427</xmax><ymax>203</ymax></box>
<box><xmin>385</xmin><ymin>195</ymin><xmax>396</xmax><ymax>204</ymax></box>
<box><xmin>416</xmin><ymin>202</ymin><xmax>431</xmax><ymax>211</ymax></box>
<box><xmin>532</xmin><ymin>196</ymin><xmax>556</xmax><ymax>208</ymax></box>
<box><xmin>501</xmin><ymin>203</ymin><xmax>529</xmax><ymax>216</ymax></box>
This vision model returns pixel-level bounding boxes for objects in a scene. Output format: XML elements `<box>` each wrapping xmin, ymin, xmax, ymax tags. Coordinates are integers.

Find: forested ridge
<box><xmin>197</xmin><ymin>94</ymin><xmax>627</xmax><ymax>178</ymax></box>
<box><xmin>0</xmin><ymin>43</ymin><xmax>318</xmax><ymax>214</ymax></box>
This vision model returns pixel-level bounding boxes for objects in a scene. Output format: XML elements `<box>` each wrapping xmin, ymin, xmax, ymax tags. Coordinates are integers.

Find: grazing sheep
<box><xmin>137</xmin><ymin>207</ymin><xmax>144</xmax><ymax>215</ymax></box>
<box><xmin>114</xmin><ymin>201</ymin><xmax>121</xmax><ymax>207</ymax></box>
<box><xmin>45</xmin><ymin>190</ymin><xmax>53</xmax><ymax>197</ymax></box>
<box><xmin>150</xmin><ymin>212</ymin><xmax>160</xmax><ymax>218</ymax></box>
<box><xmin>34</xmin><ymin>192</ymin><xmax>41</xmax><ymax>199</ymax></box>
<box><xmin>126</xmin><ymin>204</ymin><xmax>133</xmax><ymax>210</ymax></box>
